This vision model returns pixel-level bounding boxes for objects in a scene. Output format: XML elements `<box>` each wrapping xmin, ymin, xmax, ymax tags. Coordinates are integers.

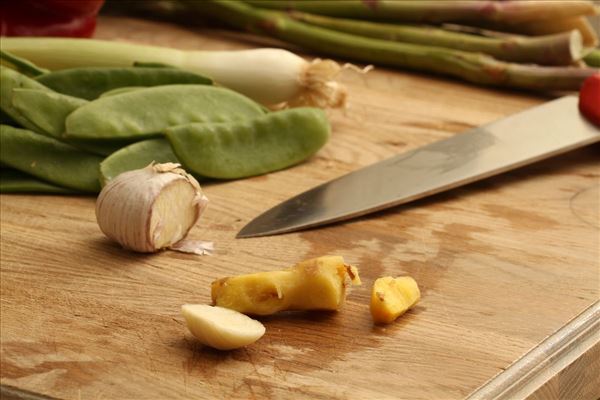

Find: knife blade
<box><xmin>237</xmin><ymin>96</ymin><xmax>599</xmax><ymax>238</ymax></box>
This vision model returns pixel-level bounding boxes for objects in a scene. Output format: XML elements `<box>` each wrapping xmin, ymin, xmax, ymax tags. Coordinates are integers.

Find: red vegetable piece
<box><xmin>578</xmin><ymin>73</ymin><xmax>600</xmax><ymax>127</ymax></box>
<box><xmin>0</xmin><ymin>0</ymin><xmax>104</xmax><ymax>38</ymax></box>
<box><xmin>36</xmin><ymin>0</ymin><xmax>105</xmax><ymax>18</ymax></box>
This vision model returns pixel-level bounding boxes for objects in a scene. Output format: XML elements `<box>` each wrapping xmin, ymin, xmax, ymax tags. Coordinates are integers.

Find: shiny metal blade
<box><xmin>238</xmin><ymin>96</ymin><xmax>599</xmax><ymax>238</ymax></box>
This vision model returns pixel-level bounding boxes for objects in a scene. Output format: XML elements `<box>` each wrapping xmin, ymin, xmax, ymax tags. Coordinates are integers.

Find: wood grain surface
<box><xmin>1</xmin><ymin>16</ymin><xmax>599</xmax><ymax>400</ymax></box>
<box><xmin>469</xmin><ymin>301</ymin><xmax>600</xmax><ymax>400</ymax></box>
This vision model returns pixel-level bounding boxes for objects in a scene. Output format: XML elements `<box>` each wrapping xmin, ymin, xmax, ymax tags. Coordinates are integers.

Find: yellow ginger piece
<box><xmin>370</xmin><ymin>276</ymin><xmax>420</xmax><ymax>324</ymax></box>
<box><xmin>211</xmin><ymin>255</ymin><xmax>361</xmax><ymax>315</ymax></box>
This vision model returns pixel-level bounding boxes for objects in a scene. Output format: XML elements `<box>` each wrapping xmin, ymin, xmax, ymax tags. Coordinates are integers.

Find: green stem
<box><xmin>197</xmin><ymin>0</ymin><xmax>598</xmax><ymax>92</ymax></box>
<box><xmin>0</xmin><ymin>50</ymin><xmax>49</xmax><ymax>76</ymax></box>
<box><xmin>244</xmin><ymin>0</ymin><xmax>598</xmax><ymax>24</ymax></box>
<box><xmin>583</xmin><ymin>49</ymin><xmax>600</xmax><ymax>67</ymax></box>
<box><xmin>290</xmin><ymin>12</ymin><xmax>584</xmax><ymax>66</ymax></box>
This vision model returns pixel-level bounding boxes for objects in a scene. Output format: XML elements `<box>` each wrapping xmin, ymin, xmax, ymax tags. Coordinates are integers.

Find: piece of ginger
<box><xmin>211</xmin><ymin>255</ymin><xmax>361</xmax><ymax>315</ymax></box>
<box><xmin>370</xmin><ymin>276</ymin><xmax>420</xmax><ymax>324</ymax></box>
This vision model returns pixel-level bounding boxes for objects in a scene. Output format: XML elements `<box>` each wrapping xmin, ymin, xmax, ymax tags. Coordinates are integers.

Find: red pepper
<box><xmin>579</xmin><ymin>73</ymin><xmax>600</xmax><ymax>127</ymax></box>
<box><xmin>1</xmin><ymin>0</ymin><xmax>105</xmax><ymax>38</ymax></box>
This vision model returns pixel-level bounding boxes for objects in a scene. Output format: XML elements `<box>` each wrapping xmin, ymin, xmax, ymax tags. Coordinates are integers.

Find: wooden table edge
<box><xmin>467</xmin><ymin>300</ymin><xmax>600</xmax><ymax>400</ymax></box>
<box><xmin>2</xmin><ymin>301</ymin><xmax>598</xmax><ymax>400</ymax></box>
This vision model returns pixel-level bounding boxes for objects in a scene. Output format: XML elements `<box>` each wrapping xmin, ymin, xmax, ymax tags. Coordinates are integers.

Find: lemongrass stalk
<box><xmin>584</xmin><ymin>49</ymin><xmax>600</xmax><ymax>67</ymax></box>
<box><xmin>199</xmin><ymin>0</ymin><xmax>598</xmax><ymax>92</ymax></box>
<box><xmin>245</xmin><ymin>0</ymin><xmax>598</xmax><ymax>24</ymax></box>
<box><xmin>439</xmin><ymin>24</ymin><xmax>521</xmax><ymax>39</ymax></box>
<box><xmin>511</xmin><ymin>16</ymin><xmax>599</xmax><ymax>48</ymax></box>
<box><xmin>290</xmin><ymin>12</ymin><xmax>584</xmax><ymax>66</ymax></box>
<box><xmin>0</xmin><ymin>37</ymin><xmax>346</xmax><ymax>107</ymax></box>
<box><xmin>441</xmin><ymin>20</ymin><xmax>599</xmax><ymax>56</ymax></box>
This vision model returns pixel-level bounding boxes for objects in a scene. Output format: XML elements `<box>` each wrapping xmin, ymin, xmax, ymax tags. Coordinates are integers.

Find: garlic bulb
<box><xmin>96</xmin><ymin>163</ymin><xmax>209</xmax><ymax>253</ymax></box>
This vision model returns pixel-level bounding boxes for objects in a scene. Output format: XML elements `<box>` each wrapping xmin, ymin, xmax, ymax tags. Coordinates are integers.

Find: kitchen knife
<box><xmin>237</xmin><ymin>96</ymin><xmax>599</xmax><ymax>238</ymax></box>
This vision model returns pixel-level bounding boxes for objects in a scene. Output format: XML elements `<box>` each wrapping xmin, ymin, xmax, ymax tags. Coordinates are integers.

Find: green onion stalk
<box><xmin>1</xmin><ymin>37</ymin><xmax>348</xmax><ymax>108</ymax></box>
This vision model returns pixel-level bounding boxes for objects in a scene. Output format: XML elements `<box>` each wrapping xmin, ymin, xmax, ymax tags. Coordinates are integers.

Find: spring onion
<box><xmin>1</xmin><ymin>37</ymin><xmax>347</xmax><ymax>107</ymax></box>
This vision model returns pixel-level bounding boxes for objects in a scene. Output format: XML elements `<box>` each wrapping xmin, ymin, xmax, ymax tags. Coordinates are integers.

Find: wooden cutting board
<box><xmin>1</xmin><ymin>16</ymin><xmax>599</xmax><ymax>400</ymax></box>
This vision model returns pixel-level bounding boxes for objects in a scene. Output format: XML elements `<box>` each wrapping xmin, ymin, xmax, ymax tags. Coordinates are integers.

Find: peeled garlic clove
<box><xmin>96</xmin><ymin>163</ymin><xmax>208</xmax><ymax>253</ymax></box>
<box><xmin>181</xmin><ymin>304</ymin><xmax>266</xmax><ymax>350</ymax></box>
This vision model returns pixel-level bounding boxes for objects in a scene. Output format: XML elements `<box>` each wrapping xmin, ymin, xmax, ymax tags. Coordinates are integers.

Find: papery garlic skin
<box><xmin>96</xmin><ymin>163</ymin><xmax>208</xmax><ymax>253</ymax></box>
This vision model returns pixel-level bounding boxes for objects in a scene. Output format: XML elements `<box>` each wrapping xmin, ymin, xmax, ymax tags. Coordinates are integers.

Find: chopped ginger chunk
<box><xmin>370</xmin><ymin>276</ymin><xmax>420</xmax><ymax>324</ymax></box>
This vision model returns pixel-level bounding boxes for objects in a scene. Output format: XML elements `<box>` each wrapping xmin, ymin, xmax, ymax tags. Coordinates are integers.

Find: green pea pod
<box><xmin>0</xmin><ymin>66</ymin><xmax>51</xmax><ymax>131</ymax></box>
<box><xmin>99</xmin><ymin>86</ymin><xmax>145</xmax><ymax>98</ymax></box>
<box><xmin>11</xmin><ymin>88</ymin><xmax>87</xmax><ymax>138</ymax></box>
<box><xmin>0</xmin><ymin>124</ymin><xmax>102</xmax><ymax>193</ymax></box>
<box><xmin>132</xmin><ymin>62</ymin><xmax>177</xmax><ymax>68</ymax></box>
<box><xmin>36</xmin><ymin>67</ymin><xmax>213</xmax><ymax>100</ymax></box>
<box><xmin>12</xmin><ymin>89</ymin><xmax>123</xmax><ymax>155</ymax></box>
<box><xmin>66</xmin><ymin>138</ymin><xmax>135</xmax><ymax>157</ymax></box>
<box><xmin>0</xmin><ymin>109</ymin><xmax>18</xmax><ymax>126</ymax></box>
<box><xmin>0</xmin><ymin>168</ymin><xmax>77</xmax><ymax>194</ymax></box>
<box><xmin>0</xmin><ymin>50</ymin><xmax>49</xmax><ymax>77</ymax></box>
<box><xmin>166</xmin><ymin>108</ymin><xmax>330</xmax><ymax>179</ymax></box>
<box><xmin>65</xmin><ymin>85</ymin><xmax>266</xmax><ymax>140</ymax></box>
<box><xmin>99</xmin><ymin>138</ymin><xmax>180</xmax><ymax>185</ymax></box>
<box><xmin>9</xmin><ymin>89</ymin><xmax>125</xmax><ymax>156</ymax></box>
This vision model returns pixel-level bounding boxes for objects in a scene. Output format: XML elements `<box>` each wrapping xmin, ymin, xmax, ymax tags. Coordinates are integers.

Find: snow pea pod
<box><xmin>0</xmin><ymin>109</ymin><xmax>18</xmax><ymax>126</ymax></box>
<box><xmin>65</xmin><ymin>85</ymin><xmax>266</xmax><ymax>140</ymax></box>
<box><xmin>66</xmin><ymin>138</ymin><xmax>134</xmax><ymax>156</ymax></box>
<box><xmin>9</xmin><ymin>89</ymin><xmax>127</xmax><ymax>156</ymax></box>
<box><xmin>99</xmin><ymin>86</ymin><xmax>145</xmax><ymax>98</ymax></box>
<box><xmin>132</xmin><ymin>62</ymin><xmax>176</xmax><ymax>68</ymax></box>
<box><xmin>0</xmin><ymin>66</ymin><xmax>51</xmax><ymax>131</ymax></box>
<box><xmin>11</xmin><ymin>88</ymin><xmax>87</xmax><ymax>138</ymax></box>
<box><xmin>36</xmin><ymin>67</ymin><xmax>213</xmax><ymax>100</ymax></box>
<box><xmin>0</xmin><ymin>124</ymin><xmax>102</xmax><ymax>193</ymax></box>
<box><xmin>0</xmin><ymin>168</ymin><xmax>77</xmax><ymax>194</ymax></box>
<box><xmin>99</xmin><ymin>138</ymin><xmax>179</xmax><ymax>185</ymax></box>
<box><xmin>166</xmin><ymin>107</ymin><xmax>330</xmax><ymax>179</ymax></box>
